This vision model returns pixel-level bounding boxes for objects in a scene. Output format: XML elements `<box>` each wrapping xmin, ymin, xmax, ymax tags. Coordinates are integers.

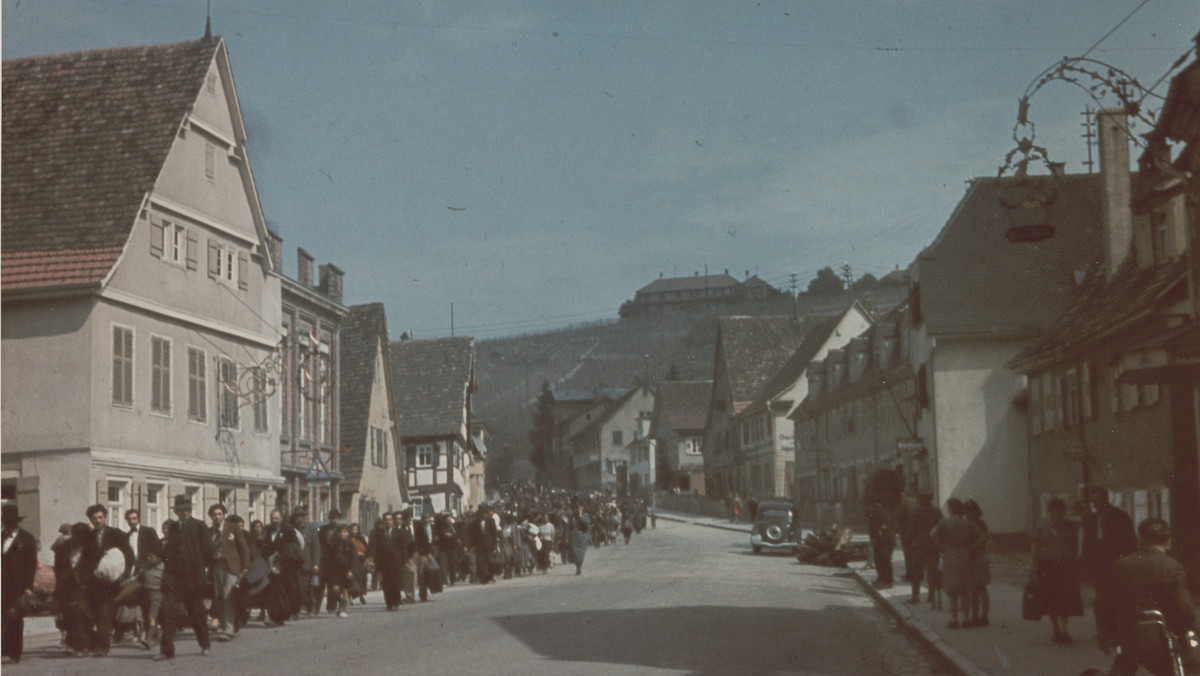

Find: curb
<box><xmin>656</xmin><ymin>513</ymin><xmax>751</xmax><ymax>534</ymax></box>
<box><xmin>849</xmin><ymin>567</ymin><xmax>989</xmax><ymax>676</ymax></box>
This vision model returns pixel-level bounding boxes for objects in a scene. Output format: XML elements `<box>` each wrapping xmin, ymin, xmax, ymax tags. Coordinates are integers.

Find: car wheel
<box><xmin>765</xmin><ymin>524</ymin><xmax>784</xmax><ymax>541</ymax></box>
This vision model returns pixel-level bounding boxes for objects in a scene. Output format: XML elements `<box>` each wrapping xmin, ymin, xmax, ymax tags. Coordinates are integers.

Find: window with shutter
<box><xmin>188</xmin><ymin>347</ymin><xmax>207</xmax><ymax>421</ymax></box>
<box><xmin>150</xmin><ymin>217</ymin><xmax>165</xmax><ymax>258</ymax></box>
<box><xmin>151</xmin><ymin>336</ymin><xmax>171</xmax><ymax>415</ymax></box>
<box><xmin>112</xmin><ymin>326</ymin><xmax>134</xmax><ymax>406</ymax></box>
<box><xmin>219</xmin><ymin>358</ymin><xmax>239</xmax><ymax>429</ymax></box>
<box><xmin>186</xmin><ymin>231</ymin><xmax>199</xmax><ymax>270</ymax></box>
<box><xmin>238</xmin><ymin>252</ymin><xmax>249</xmax><ymax>290</ymax></box>
<box><xmin>208</xmin><ymin>240</ymin><xmax>220</xmax><ymax>278</ymax></box>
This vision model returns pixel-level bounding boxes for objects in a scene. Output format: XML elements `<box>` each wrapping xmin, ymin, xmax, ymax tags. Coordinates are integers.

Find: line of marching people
<box><xmin>2</xmin><ymin>489</ymin><xmax>656</xmax><ymax>664</ymax></box>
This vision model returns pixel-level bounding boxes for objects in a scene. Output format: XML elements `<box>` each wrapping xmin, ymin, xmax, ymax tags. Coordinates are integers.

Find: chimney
<box><xmin>297</xmin><ymin>248</ymin><xmax>314</xmax><ymax>287</ymax></box>
<box><xmin>266</xmin><ymin>229</ymin><xmax>284</xmax><ymax>274</ymax></box>
<box><xmin>319</xmin><ymin>264</ymin><xmax>344</xmax><ymax>303</ymax></box>
<box><xmin>1098</xmin><ymin>107</ymin><xmax>1133</xmax><ymax>278</ymax></box>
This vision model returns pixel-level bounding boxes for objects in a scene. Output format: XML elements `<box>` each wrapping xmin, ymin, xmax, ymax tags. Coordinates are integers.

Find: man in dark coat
<box><xmin>207</xmin><ymin>503</ymin><xmax>250</xmax><ymax>635</ymax></box>
<box><xmin>1082</xmin><ymin>486</ymin><xmax>1136</xmax><ymax>582</ymax></box>
<box><xmin>1096</xmin><ymin>518</ymin><xmax>1197</xmax><ymax>676</ymax></box>
<box><xmin>903</xmin><ymin>494</ymin><xmax>943</xmax><ymax>605</ymax></box>
<box><xmin>2</xmin><ymin>505</ymin><xmax>38</xmax><ymax>663</ymax></box>
<box><xmin>415</xmin><ymin>512</ymin><xmax>435</xmax><ymax>601</ymax></box>
<box><xmin>80</xmin><ymin>504</ymin><xmax>134</xmax><ymax>657</ymax></box>
<box><xmin>866</xmin><ymin>501</ymin><xmax>895</xmax><ymax>589</ymax></box>
<box><xmin>156</xmin><ymin>496</ymin><xmax>212</xmax><ymax>661</ymax></box>
<box><xmin>293</xmin><ymin>507</ymin><xmax>322</xmax><ymax>615</ymax></box>
<box><xmin>369</xmin><ymin>512</ymin><xmax>403</xmax><ymax>610</ymax></box>
<box><xmin>317</xmin><ymin>509</ymin><xmax>343</xmax><ymax>613</ymax></box>
<box><xmin>262</xmin><ymin>509</ymin><xmax>303</xmax><ymax>624</ymax></box>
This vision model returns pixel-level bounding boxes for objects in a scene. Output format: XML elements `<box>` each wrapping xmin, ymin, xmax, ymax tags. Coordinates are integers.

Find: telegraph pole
<box><xmin>840</xmin><ymin>262</ymin><xmax>853</xmax><ymax>308</ymax></box>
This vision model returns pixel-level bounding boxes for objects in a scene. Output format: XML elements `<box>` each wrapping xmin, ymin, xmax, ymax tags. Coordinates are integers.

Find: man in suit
<box><xmin>156</xmin><ymin>495</ymin><xmax>212</xmax><ymax>660</ymax></box>
<box><xmin>370</xmin><ymin>512</ymin><xmax>403</xmax><ymax>610</ymax></box>
<box><xmin>2</xmin><ymin>505</ymin><xmax>38</xmax><ymax>664</ymax></box>
<box><xmin>291</xmin><ymin>507</ymin><xmax>322</xmax><ymax>616</ymax></box>
<box><xmin>261</xmin><ymin>509</ymin><xmax>303</xmax><ymax>625</ymax></box>
<box><xmin>124</xmin><ymin>509</ymin><xmax>162</xmax><ymax>647</ymax></box>
<box><xmin>207</xmin><ymin>504</ymin><xmax>249</xmax><ymax>636</ymax></box>
<box><xmin>397</xmin><ymin>509</ymin><xmax>418</xmax><ymax>604</ymax></box>
<box><xmin>80</xmin><ymin>503</ymin><xmax>134</xmax><ymax>657</ymax></box>
<box><xmin>1096</xmin><ymin>517</ymin><xmax>1197</xmax><ymax>676</ymax></box>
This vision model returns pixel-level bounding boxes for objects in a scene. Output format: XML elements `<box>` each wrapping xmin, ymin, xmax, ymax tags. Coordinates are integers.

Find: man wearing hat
<box><xmin>156</xmin><ymin>495</ymin><xmax>211</xmax><ymax>661</ymax></box>
<box><xmin>2</xmin><ymin>505</ymin><xmax>37</xmax><ymax>663</ymax></box>
<box><xmin>290</xmin><ymin>506</ymin><xmax>322</xmax><ymax>616</ymax></box>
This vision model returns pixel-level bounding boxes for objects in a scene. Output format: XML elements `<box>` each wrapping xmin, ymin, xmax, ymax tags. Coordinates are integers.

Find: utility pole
<box><xmin>840</xmin><ymin>262</ymin><xmax>854</xmax><ymax>308</ymax></box>
<box><xmin>789</xmin><ymin>272</ymin><xmax>799</xmax><ymax>320</ymax></box>
<box><xmin>1081</xmin><ymin>106</ymin><xmax>1097</xmax><ymax>174</ymax></box>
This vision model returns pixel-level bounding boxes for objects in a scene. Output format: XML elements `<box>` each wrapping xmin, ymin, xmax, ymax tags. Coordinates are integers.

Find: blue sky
<box><xmin>3</xmin><ymin>1</ymin><xmax>1195</xmax><ymax>338</ymax></box>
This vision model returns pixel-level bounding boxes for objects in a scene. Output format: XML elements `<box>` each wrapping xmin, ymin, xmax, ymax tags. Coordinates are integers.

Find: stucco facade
<box><xmin>2</xmin><ymin>39</ymin><xmax>285</xmax><ymax>555</ymax></box>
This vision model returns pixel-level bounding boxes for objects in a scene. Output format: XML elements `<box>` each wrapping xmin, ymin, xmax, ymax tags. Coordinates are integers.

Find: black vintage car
<box><xmin>749</xmin><ymin>500</ymin><xmax>798</xmax><ymax>554</ymax></box>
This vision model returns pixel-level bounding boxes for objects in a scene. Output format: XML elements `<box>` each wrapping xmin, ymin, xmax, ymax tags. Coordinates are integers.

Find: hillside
<box><xmin>474</xmin><ymin>285</ymin><xmax>906</xmax><ymax>485</ymax></box>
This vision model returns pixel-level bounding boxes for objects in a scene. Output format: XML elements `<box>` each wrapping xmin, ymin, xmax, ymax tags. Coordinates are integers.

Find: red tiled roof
<box><xmin>916</xmin><ymin>174</ymin><xmax>1104</xmax><ymax>337</ymax></box>
<box><xmin>2</xmin><ymin>39</ymin><xmax>220</xmax><ymax>291</ymax></box>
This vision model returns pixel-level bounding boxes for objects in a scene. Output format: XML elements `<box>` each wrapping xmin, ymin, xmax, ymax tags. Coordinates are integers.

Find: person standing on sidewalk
<box><xmin>930</xmin><ymin>497</ymin><xmax>981</xmax><ymax>629</ymax></box>
<box><xmin>904</xmin><ymin>494</ymin><xmax>942</xmax><ymax>606</ymax></box>
<box><xmin>866</xmin><ymin>501</ymin><xmax>896</xmax><ymax>589</ymax></box>
<box><xmin>1031</xmin><ymin>498</ymin><xmax>1083</xmax><ymax>644</ymax></box>
<box><xmin>1081</xmin><ymin>487</ymin><xmax>1135</xmax><ymax>583</ymax></box>
<box><xmin>962</xmin><ymin>499</ymin><xmax>990</xmax><ymax>628</ymax></box>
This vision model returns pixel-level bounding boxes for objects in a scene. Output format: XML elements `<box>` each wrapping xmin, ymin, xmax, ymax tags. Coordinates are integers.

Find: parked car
<box><xmin>750</xmin><ymin>501</ymin><xmax>798</xmax><ymax>554</ymax></box>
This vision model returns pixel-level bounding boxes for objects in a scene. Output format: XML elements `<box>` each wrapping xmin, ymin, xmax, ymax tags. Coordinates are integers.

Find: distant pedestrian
<box><xmin>930</xmin><ymin>497</ymin><xmax>981</xmax><ymax>629</ymax></box>
<box><xmin>866</xmin><ymin>501</ymin><xmax>895</xmax><ymax>589</ymax></box>
<box><xmin>1031</xmin><ymin>498</ymin><xmax>1083</xmax><ymax>644</ymax></box>
<box><xmin>570</xmin><ymin>504</ymin><xmax>590</xmax><ymax>575</ymax></box>
<box><xmin>903</xmin><ymin>494</ymin><xmax>942</xmax><ymax>607</ymax></box>
<box><xmin>962</xmin><ymin>499</ymin><xmax>990</xmax><ymax>628</ymax></box>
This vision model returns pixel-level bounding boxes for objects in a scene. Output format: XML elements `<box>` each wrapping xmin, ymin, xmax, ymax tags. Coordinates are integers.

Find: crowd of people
<box><xmin>1</xmin><ymin>485</ymin><xmax>656</xmax><ymax>664</ymax></box>
<box><xmin>889</xmin><ymin>486</ymin><xmax>1196</xmax><ymax>675</ymax></box>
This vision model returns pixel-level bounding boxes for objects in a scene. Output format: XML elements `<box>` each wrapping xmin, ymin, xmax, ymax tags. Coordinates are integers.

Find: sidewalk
<box><xmin>658</xmin><ymin>510</ymin><xmax>1112</xmax><ymax>675</ymax></box>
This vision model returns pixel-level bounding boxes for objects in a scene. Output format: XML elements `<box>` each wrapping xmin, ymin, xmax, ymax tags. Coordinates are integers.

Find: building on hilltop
<box><xmin>621</xmin><ymin>271</ymin><xmax>787</xmax><ymax>319</ymax></box>
<box><xmin>2</xmin><ymin>37</ymin><xmax>284</xmax><ymax>551</ymax></box>
<box><xmin>337</xmin><ymin>303</ymin><xmax>407</xmax><ymax>527</ymax></box>
<box><xmin>389</xmin><ymin>336</ymin><xmax>482</xmax><ymax>515</ymax></box>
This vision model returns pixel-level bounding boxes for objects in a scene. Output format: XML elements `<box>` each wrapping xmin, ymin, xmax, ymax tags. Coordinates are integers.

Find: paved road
<box><xmin>9</xmin><ymin>519</ymin><xmax>948</xmax><ymax>675</ymax></box>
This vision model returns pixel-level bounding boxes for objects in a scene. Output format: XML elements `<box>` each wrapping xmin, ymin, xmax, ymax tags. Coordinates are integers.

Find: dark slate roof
<box><xmin>389</xmin><ymin>336</ymin><xmax>475</xmax><ymax>439</ymax></box>
<box><xmin>2</xmin><ymin>38</ymin><xmax>220</xmax><ymax>291</ymax></box>
<box><xmin>717</xmin><ymin>315</ymin><xmax>808</xmax><ymax>407</ymax></box>
<box><xmin>338</xmin><ymin>303</ymin><xmax>391</xmax><ymax>493</ymax></box>
<box><xmin>637</xmin><ymin>273</ymin><xmax>742</xmax><ymax>295</ymax></box>
<box><xmin>749</xmin><ymin>313</ymin><xmax>846</xmax><ymax>409</ymax></box>
<box><xmin>1009</xmin><ymin>256</ymin><xmax>1191</xmax><ymax>372</ymax></box>
<box><xmin>916</xmin><ymin>174</ymin><xmax>1104</xmax><ymax>337</ymax></box>
<box><xmin>653</xmin><ymin>380</ymin><xmax>712</xmax><ymax>434</ymax></box>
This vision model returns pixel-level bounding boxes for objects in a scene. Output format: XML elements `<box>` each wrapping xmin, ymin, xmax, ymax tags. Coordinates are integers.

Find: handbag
<box><xmin>1021</xmin><ymin>579</ymin><xmax>1042</xmax><ymax>621</ymax></box>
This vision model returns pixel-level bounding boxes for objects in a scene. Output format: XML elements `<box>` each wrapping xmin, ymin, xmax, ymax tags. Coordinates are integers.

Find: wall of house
<box><xmin>349</xmin><ymin>343</ymin><xmax>405</xmax><ymax>523</ymax></box>
<box><xmin>597</xmin><ymin>388</ymin><xmax>655</xmax><ymax>493</ymax></box>
<box><xmin>1</xmin><ymin>297</ymin><xmax>95</xmax><ymax>452</ymax></box>
<box><xmin>1027</xmin><ymin>347</ymin><xmax>1174</xmax><ymax>523</ymax></box>
<box><xmin>929</xmin><ymin>337</ymin><xmax>1031</xmax><ymax>534</ymax></box>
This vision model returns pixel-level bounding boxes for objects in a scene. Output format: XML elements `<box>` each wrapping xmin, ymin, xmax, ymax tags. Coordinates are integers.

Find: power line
<box><xmin>1080</xmin><ymin>0</ymin><xmax>1151</xmax><ymax>60</ymax></box>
